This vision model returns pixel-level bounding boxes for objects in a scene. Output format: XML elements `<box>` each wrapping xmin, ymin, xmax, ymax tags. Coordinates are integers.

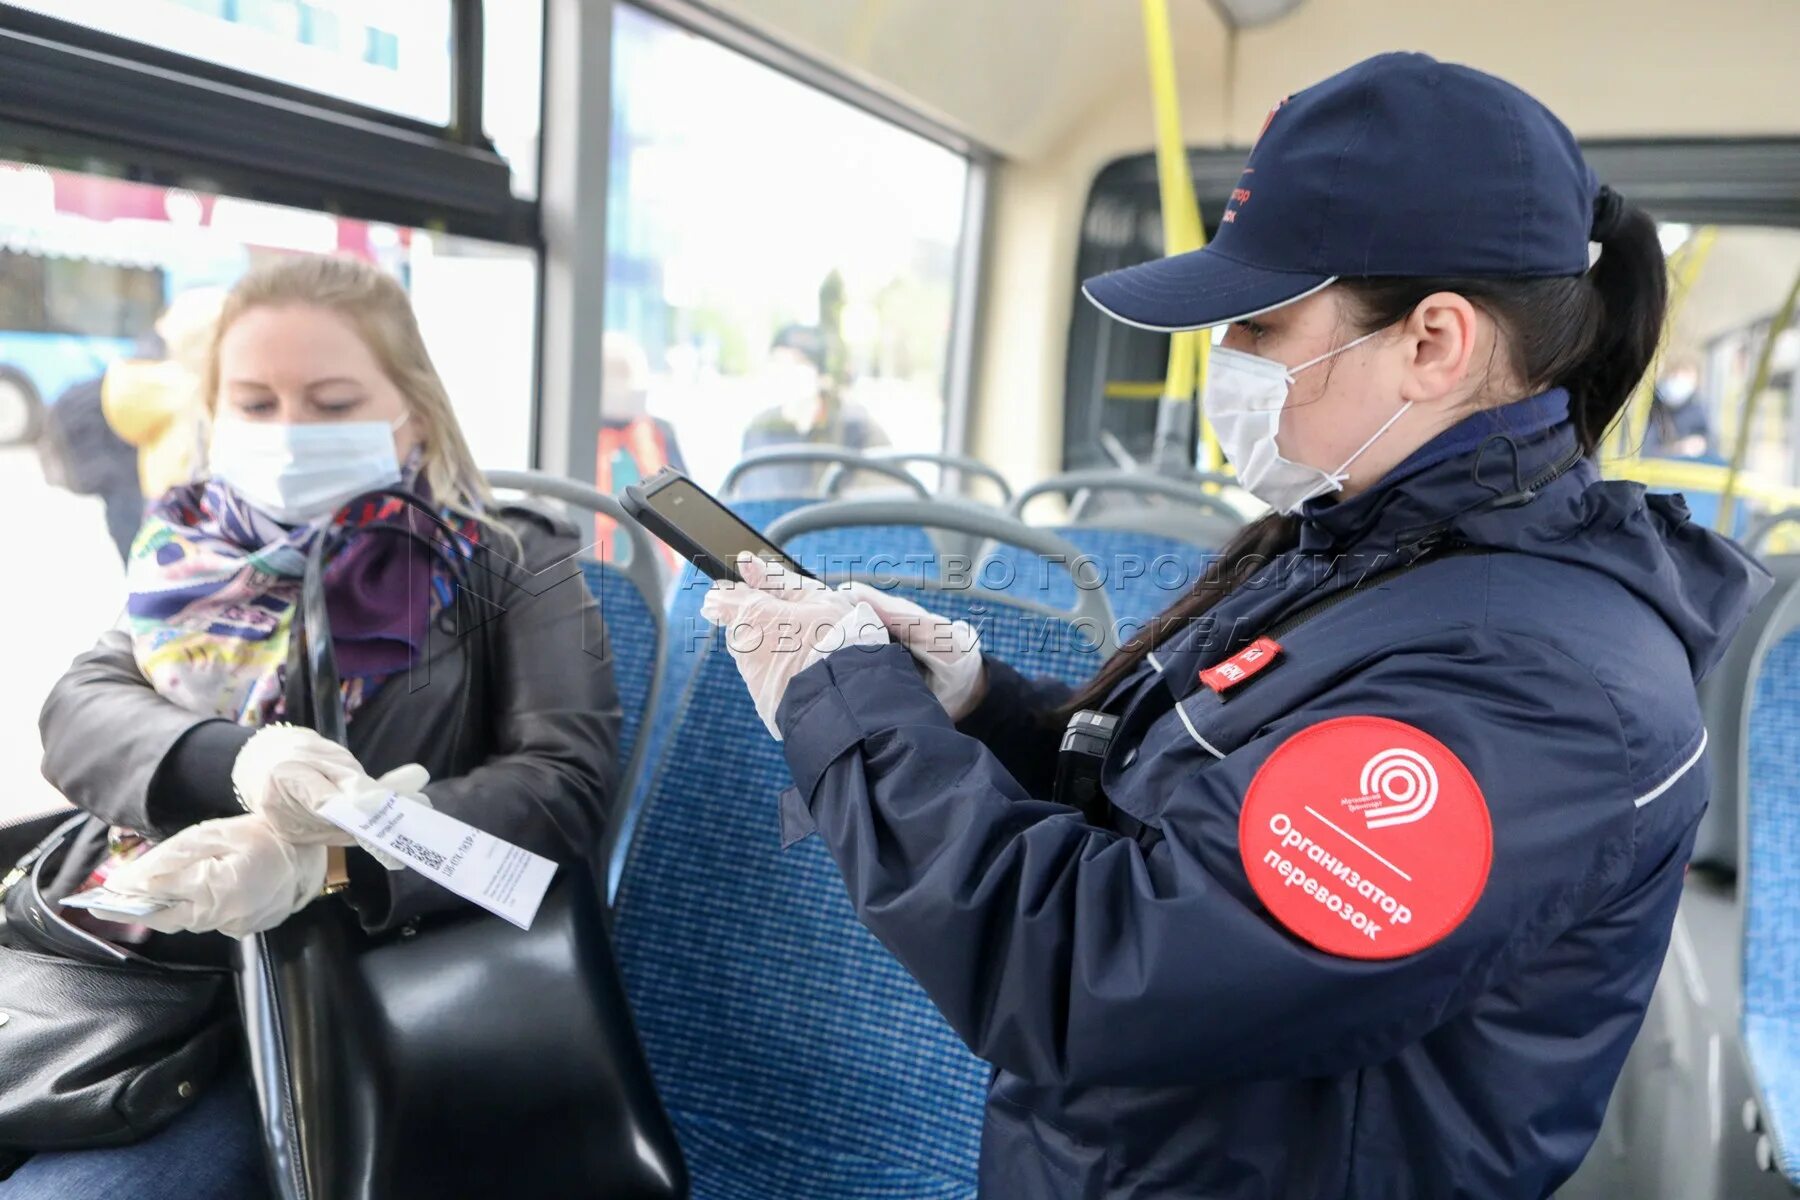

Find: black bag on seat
<box><xmin>235</xmin><ymin>492</ymin><xmax>687</xmax><ymax>1200</ymax></box>
<box><xmin>0</xmin><ymin>814</ymin><xmax>233</xmax><ymax>1165</ymax></box>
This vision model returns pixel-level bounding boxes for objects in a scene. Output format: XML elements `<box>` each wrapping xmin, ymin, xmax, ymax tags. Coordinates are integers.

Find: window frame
<box><xmin>0</xmin><ymin>2</ymin><xmax>532</xmax><ymax>244</ymax></box>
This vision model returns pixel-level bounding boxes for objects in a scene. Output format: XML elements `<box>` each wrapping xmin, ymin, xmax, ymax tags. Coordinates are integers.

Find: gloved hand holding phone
<box><xmin>839</xmin><ymin>582</ymin><xmax>988</xmax><ymax>720</ymax></box>
<box><xmin>701</xmin><ymin>552</ymin><xmax>889</xmax><ymax>739</ymax></box>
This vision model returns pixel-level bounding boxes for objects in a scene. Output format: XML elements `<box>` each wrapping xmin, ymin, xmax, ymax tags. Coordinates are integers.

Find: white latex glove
<box><xmin>840</xmin><ymin>583</ymin><xmax>987</xmax><ymax>721</ymax></box>
<box><xmin>231</xmin><ymin>724</ymin><xmax>370</xmax><ymax>845</ymax></box>
<box><xmin>700</xmin><ymin>552</ymin><xmax>888</xmax><ymax>740</ymax></box>
<box><xmin>83</xmin><ymin>814</ymin><xmax>326</xmax><ymax>939</ymax></box>
<box><xmin>232</xmin><ymin>728</ymin><xmax>434</xmax><ymax>866</ymax></box>
<box><xmin>331</xmin><ymin>763</ymin><xmax>435</xmax><ymax>872</ymax></box>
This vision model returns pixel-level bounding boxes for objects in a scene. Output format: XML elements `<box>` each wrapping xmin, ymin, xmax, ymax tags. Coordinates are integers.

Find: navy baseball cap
<box><xmin>1083</xmin><ymin>52</ymin><xmax>1601</xmax><ymax>331</ymax></box>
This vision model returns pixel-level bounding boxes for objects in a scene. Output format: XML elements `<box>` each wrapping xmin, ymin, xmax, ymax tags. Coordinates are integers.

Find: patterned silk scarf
<box><xmin>125</xmin><ymin>473</ymin><xmax>480</xmax><ymax>728</ymax></box>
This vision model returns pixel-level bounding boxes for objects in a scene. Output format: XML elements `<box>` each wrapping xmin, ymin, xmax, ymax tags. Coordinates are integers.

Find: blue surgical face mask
<box><xmin>208</xmin><ymin>413</ymin><xmax>407</xmax><ymax>524</ymax></box>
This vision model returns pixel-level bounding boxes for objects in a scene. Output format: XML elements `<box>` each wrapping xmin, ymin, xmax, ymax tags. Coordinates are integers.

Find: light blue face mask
<box><xmin>209</xmin><ymin>413</ymin><xmax>408</xmax><ymax>524</ymax></box>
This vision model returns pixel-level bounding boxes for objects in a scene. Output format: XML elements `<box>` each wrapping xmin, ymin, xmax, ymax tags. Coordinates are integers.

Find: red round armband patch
<box><xmin>1238</xmin><ymin>715</ymin><xmax>1492</xmax><ymax>960</ymax></box>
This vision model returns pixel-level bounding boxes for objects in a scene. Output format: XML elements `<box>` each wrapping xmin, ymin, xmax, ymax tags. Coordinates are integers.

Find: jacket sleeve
<box><xmin>39</xmin><ymin>631</ymin><xmax>250</xmax><ymax>837</ymax></box>
<box><xmin>347</xmin><ymin>524</ymin><xmax>622</xmax><ymax>933</ymax></box>
<box><xmin>774</xmin><ymin>630</ymin><xmax>1649</xmax><ymax>1089</ymax></box>
<box><xmin>951</xmin><ymin>656</ymin><xmax>1076</xmax><ymax>800</ymax></box>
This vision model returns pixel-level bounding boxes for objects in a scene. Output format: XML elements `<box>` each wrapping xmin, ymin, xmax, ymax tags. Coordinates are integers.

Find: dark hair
<box><xmin>1058</xmin><ymin>199</ymin><xmax>1668</xmax><ymax>716</ymax></box>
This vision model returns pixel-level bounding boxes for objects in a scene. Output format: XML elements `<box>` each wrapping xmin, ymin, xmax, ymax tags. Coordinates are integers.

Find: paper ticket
<box><xmin>317</xmin><ymin>792</ymin><xmax>557</xmax><ymax>931</ymax></box>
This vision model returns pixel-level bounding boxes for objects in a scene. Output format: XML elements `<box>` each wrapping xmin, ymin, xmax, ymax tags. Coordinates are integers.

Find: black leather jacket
<box><xmin>37</xmin><ymin>503</ymin><xmax>621</xmax><ymax>936</ymax></box>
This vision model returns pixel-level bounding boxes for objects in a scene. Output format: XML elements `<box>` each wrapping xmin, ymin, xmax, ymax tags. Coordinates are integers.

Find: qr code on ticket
<box><xmin>391</xmin><ymin>832</ymin><xmax>446</xmax><ymax>872</ymax></box>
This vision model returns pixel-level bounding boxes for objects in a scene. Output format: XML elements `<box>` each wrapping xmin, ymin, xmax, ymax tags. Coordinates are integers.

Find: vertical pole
<box><xmin>536</xmin><ymin>0</ymin><xmax>613</xmax><ymax>485</ymax></box>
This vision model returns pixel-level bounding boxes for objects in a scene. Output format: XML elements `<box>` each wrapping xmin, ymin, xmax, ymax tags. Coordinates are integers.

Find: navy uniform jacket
<box><xmin>773</xmin><ymin>391</ymin><xmax>1769</xmax><ymax>1200</ymax></box>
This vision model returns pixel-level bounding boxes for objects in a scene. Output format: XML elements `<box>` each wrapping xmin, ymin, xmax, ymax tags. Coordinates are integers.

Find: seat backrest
<box><xmin>821</xmin><ymin>450</ymin><xmax>1013</xmax><ymax>506</ymax></box>
<box><xmin>485</xmin><ymin>470</ymin><xmax>667</xmax><ymax>876</ymax></box>
<box><xmin>611</xmin><ymin>584</ymin><xmax>1101</xmax><ymax>1196</ymax></box>
<box><xmin>722</xmin><ymin>446</ymin><xmax>928</xmax><ymax>503</ymax></box>
<box><xmin>988</xmin><ymin>469</ymin><xmax>1242</xmax><ymax>626</ymax></box>
<box><xmin>1737</xmin><ymin>587</ymin><xmax>1800</xmax><ymax>1189</ymax></box>
<box><xmin>1740</xmin><ymin>584</ymin><xmax>1800</xmax><ymax>1024</ymax></box>
<box><xmin>979</xmin><ymin>525</ymin><xmax>1217</xmax><ymax>629</ymax></box>
<box><xmin>1692</xmin><ymin>552</ymin><xmax>1800</xmax><ymax>873</ymax></box>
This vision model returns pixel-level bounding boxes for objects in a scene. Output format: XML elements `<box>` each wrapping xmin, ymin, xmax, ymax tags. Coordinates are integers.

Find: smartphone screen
<box><xmin>641</xmin><ymin>476</ymin><xmax>799</xmax><ymax>575</ymax></box>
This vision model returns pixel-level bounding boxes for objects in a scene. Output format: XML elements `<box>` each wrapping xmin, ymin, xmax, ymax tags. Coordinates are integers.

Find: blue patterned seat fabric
<box><xmin>1742</xmin><ymin>628</ymin><xmax>1800</xmax><ymax>1188</ymax></box>
<box><xmin>979</xmin><ymin>526</ymin><xmax>1217</xmax><ymax>630</ymax></box>
<box><xmin>612</xmin><ymin>585</ymin><xmax>1101</xmax><ymax>1199</ymax></box>
<box><xmin>577</xmin><ymin>559</ymin><xmax>659</xmax><ymax>776</ymax></box>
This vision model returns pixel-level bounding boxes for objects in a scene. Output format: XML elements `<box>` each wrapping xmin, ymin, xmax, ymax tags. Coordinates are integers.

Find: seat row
<box><xmin>489</xmin><ymin>453</ymin><xmax>1244</xmax><ymax>1199</ymax></box>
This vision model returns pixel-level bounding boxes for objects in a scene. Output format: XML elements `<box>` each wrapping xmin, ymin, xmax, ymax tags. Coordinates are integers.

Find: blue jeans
<box><xmin>1</xmin><ymin>1065</ymin><xmax>268</xmax><ymax>1198</ymax></box>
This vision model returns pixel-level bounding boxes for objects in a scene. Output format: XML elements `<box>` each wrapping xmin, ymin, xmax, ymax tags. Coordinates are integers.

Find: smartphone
<box><xmin>620</xmin><ymin>468</ymin><xmax>815</xmax><ymax>583</ymax></box>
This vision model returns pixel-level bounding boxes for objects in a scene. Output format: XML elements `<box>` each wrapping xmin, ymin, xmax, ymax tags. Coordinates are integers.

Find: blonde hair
<box><xmin>203</xmin><ymin>254</ymin><xmax>494</xmax><ymax>519</ymax></box>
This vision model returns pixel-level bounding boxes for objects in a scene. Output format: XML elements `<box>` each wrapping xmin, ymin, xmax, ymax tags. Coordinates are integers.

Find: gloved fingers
<box><xmin>374</xmin><ymin>763</ymin><xmax>431</xmax><ymax>795</ymax></box>
<box><xmin>927</xmin><ymin>617</ymin><xmax>983</xmax><ymax>658</ymax></box>
<box><xmin>840</xmin><ymin>580</ymin><xmax>929</xmax><ymax>623</ymax></box>
<box><xmin>840</xmin><ymin>582</ymin><xmax>977</xmax><ymax>658</ymax></box>
<box><xmin>233</xmin><ymin>725</ymin><xmax>365</xmax><ymax>799</ymax></box>
<box><xmin>700</xmin><ymin>577</ymin><xmax>757</xmax><ymax>628</ymax></box>
<box><xmin>736</xmin><ymin>551</ymin><xmax>824</xmax><ymax>598</ymax></box>
<box><xmin>101</xmin><ymin>823</ymin><xmax>238</xmax><ymax>896</ymax></box>
<box><xmin>336</xmin><ymin>768</ymin><xmax>430</xmax><ymax>871</ymax></box>
<box><xmin>815</xmin><ymin>601</ymin><xmax>890</xmax><ymax>654</ymax></box>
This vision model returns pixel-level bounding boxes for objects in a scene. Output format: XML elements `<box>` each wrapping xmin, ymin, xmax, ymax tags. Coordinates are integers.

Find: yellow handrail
<box><xmin>1140</xmin><ymin>0</ymin><xmax>1219</xmax><ymax>470</ymax></box>
<box><xmin>1717</xmin><ymin>266</ymin><xmax>1800</xmax><ymax>532</ymax></box>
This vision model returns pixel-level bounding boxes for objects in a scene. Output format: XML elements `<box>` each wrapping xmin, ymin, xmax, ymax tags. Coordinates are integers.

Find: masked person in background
<box><xmin>596</xmin><ymin>330</ymin><xmax>687</xmax><ymax>569</ymax></box>
<box><xmin>737</xmin><ymin>323</ymin><xmax>889</xmax><ymax>498</ymax></box>
<box><xmin>102</xmin><ymin>287</ymin><xmax>228</xmax><ymax>505</ymax></box>
<box><xmin>1644</xmin><ymin>358</ymin><xmax>1715</xmax><ymax>459</ymax></box>
<box><xmin>20</xmin><ymin>254</ymin><xmax>620</xmax><ymax>1199</ymax></box>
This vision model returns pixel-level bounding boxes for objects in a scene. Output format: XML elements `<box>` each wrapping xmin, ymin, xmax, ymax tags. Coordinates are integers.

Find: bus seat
<box><xmin>785</xmin><ymin>523</ymin><xmax>943</xmax><ymax>580</ymax></box>
<box><xmin>610</xmin><ymin>584</ymin><xmax>1104</xmax><ymax>1199</ymax></box>
<box><xmin>1691</xmin><ymin>551</ymin><xmax>1800</xmax><ymax>875</ymax></box>
<box><xmin>977</xmin><ymin>469</ymin><xmax>1242</xmax><ymax>629</ymax></box>
<box><xmin>978</xmin><ymin>525</ymin><xmax>1215</xmax><ymax>626</ymax></box>
<box><xmin>578</xmin><ymin>560</ymin><xmax>660</xmax><ymax>785</ymax></box>
<box><xmin>483</xmin><ymin>470</ymin><xmax>670</xmax><ymax>884</ymax></box>
<box><xmin>1740</xmin><ymin>585</ymin><xmax>1800</xmax><ymax>1190</ymax></box>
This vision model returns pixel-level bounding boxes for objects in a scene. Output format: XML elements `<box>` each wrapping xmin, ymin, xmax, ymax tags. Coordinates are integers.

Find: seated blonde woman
<box><xmin>20</xmin><ymin>255</ymin><xmax>619</xmax><ymax>1198</ymax></box>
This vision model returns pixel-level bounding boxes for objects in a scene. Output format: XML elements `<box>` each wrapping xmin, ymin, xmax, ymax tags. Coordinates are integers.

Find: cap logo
<box><xmin>1223</xmin><ymin>96</ymin><xmax>1289</xmax><ymax>225</ymax></box>
<box><xmin>1254</xmin><ymin>95</ymin><xmax>1290</xmax><ymax>146</ymax></box>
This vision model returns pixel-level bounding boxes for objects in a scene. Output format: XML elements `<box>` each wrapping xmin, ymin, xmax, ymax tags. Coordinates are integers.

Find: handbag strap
<box><xmin>282</xmin><ymin>489</ymin><xmax>483</xmax><ymax>749</ymax></box>
<box><xmin>0</xmin><ymin>813</ymin><xmax>90</xmax><ymax>902</ymax></box>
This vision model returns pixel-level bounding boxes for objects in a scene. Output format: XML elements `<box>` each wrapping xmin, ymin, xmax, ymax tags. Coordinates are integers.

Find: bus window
<box><xmin>0</xmin><ymin>161</ymin><xmax>537</xmax><ymax>821</ymax></box>
<box><xmin>14</xmin><ymin>0</ymin><xmax>457</xmax><ymax>125</ymax></box>
<box><xmin>602</xmin><ymin>4</ymin><xmax>972</xmax><ymax>499</ymax></box>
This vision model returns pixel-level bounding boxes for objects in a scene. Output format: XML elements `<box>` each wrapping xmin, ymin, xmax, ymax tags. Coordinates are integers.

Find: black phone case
<box><xmin>619</xmin><ymin>470</ymin><xmax>813</xmax><ymax>583</ymax></box>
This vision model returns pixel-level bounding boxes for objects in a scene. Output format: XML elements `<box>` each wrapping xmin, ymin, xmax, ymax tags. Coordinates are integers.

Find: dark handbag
<box><xmin>0</xmin><ymin>814</ymin><xmax>232</xmax><ymax>1162</ymax></box>
<box><xmin>235</xmin><ymin>493</ymin><xmax>687</xmax><ymax>1200</ymax></box>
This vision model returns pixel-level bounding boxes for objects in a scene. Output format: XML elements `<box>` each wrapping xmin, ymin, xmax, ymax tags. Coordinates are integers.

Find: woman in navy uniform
<box><xmin>702</xmin><ymin>53</ymin><xmax>1770</xmax><ymax>1199</ymax></box>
